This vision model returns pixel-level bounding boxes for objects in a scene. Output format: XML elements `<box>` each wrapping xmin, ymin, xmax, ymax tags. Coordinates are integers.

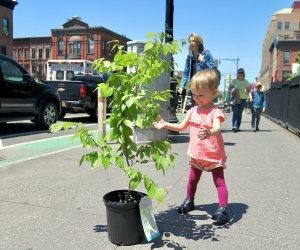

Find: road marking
<box><xmin>0</xmin><ymin>126</ymin><xmax>109</xmax><ymax>167</ymax></box>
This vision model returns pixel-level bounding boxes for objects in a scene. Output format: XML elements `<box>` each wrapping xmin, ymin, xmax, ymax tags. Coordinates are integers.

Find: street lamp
<box><xmin>218</xmin><ymin>57</ymin><xmax>240</xmax><ymax>72</ymax></box>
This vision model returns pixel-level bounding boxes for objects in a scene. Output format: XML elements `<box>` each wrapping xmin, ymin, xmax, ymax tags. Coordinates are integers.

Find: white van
<box><xmin>46</xmin><ymin>59</ymin><xmax>93</xmax><ymax>81</ymax></box>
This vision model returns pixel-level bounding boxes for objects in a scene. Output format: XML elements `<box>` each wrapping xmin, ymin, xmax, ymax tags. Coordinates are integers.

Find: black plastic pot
<box><xmin>103</xmin><ymin>190</ymin><xmax>146</xmax><ymax>246</ymax></box>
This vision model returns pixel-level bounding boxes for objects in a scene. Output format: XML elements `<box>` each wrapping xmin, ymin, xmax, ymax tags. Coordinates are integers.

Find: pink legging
<box><xmin>186</xmin><ymin>167</ymin><xmax>228</xmax><ymax>207</ymax></box>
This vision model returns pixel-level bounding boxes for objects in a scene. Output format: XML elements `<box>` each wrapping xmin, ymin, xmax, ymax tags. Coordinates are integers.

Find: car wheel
<box><xmin>38</xmin><ymin>102</ymin><xmax>58</xmax><ymax>129</ymax></box>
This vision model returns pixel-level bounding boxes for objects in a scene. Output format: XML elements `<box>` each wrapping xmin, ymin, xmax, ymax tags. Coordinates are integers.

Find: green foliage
<box><xmin>288</xmin><ymin>51</ymin><xmax>300</xmax><ymax>81</ymax></box>
<box><xmin>50</xmin><ymin>32</ymin><xmax>183</xmax><ymax>203</ymax></box>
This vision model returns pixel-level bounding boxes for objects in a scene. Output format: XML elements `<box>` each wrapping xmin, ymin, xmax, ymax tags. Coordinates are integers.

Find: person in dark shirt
<box><xmin>250</xmin><ymin>82</ymin><xmax>266</xmax><ymax>132</ymax></box>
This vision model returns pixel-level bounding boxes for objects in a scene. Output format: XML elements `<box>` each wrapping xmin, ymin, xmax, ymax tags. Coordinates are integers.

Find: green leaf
<box><xmin>124</xmin><ymin>119</ymin><xmax>132</xmax><ymax>128</ymax></box>
<box><xmin>126</xmin><ymin>98</ymin><xmax>134</xmax><ymax>108</ymax></box>
<box><xmin>135</xmin><ymin>117</ymin><xmax>144</xmax><ymax>128</ymax></box>
<box><xmin>102</xmin><ymin>155</ymin><xmax>111</xmax><ymax>169</ymax></box>
<box><xmin>144</xmin><ymin>177</ymin><xmax>157</xmax><ymax>200</ymax></box>
<box><xmin>146</xmin><ymin>32</ymin><xmax>156</xmax><ymax>38</ymax></box>
<box><xmin>116</xmin><ymin>156</ymin><xmax>125</xmax><ymax>168</ymax></box>
<box><xmin>155</xmin><ymin>188</ymin><xmax>167</xmax><ymax>203</ymax></box>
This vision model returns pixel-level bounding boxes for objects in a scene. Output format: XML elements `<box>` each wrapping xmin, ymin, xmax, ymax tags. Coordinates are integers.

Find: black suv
<box><xmin>0</xmin><ymin>55</ymin><xmax>60</xmax><ymax>129</ymax></box>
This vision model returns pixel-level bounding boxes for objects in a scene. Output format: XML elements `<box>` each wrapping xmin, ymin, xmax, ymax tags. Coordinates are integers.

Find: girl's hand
<box><xmin>197</xmin><ymin>126</ymin><xmax>211</xmax><ymax>140</ymax></box>
<box><xmin>153</xmin><ymin>116</ymin><xmax>166</xmax><ymax>130</ymax></box>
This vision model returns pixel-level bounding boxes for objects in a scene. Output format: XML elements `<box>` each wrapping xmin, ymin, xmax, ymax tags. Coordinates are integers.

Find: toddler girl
<box><xmin>153</xmin><ymin>69</ymin><xmax>229</xmax><ymax>225</ymax></box>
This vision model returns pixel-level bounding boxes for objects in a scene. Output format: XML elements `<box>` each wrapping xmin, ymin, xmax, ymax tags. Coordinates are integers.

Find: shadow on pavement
<box><xmin>93</xmin><ymin>224</ymin><xmax>108</xmax><ymax>233</ymax></box>
<box><xmin>151</xmin><ymin>202</ymin><xmax>248</xmax><ymax>249</ymax></box>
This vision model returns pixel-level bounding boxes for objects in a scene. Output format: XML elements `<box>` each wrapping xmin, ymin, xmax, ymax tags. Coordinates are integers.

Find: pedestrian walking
<box><xmin>228</xmin><ymin>68</ymin><xmax>251</xmax><ymax>132</ymax></box>
<box><xmin>178</xmin><ymin>32</ymin><xmax>216</xmax><ymax>108</ymax></box>
<box><xmin>250</xmin><ymin>82</ymin><xmax>266</xmax><ymax>132</ymax></box>
<box><xmin>154</xmin><ymin>69</ymin><xmax>229</xmax><ymax>225</ymax></box>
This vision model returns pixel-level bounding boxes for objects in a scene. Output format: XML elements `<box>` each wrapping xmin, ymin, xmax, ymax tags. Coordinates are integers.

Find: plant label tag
<box><xmin>139</xmin><ymin>196</ymin><xmax>160</xmax><ymax>242</ymax></box>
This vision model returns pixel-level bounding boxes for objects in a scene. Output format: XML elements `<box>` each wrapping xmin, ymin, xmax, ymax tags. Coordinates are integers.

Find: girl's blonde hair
<box><xmin>190</xmin><ymin>69</ymin><xmax>219</xmax><ymax>91</ymax></box>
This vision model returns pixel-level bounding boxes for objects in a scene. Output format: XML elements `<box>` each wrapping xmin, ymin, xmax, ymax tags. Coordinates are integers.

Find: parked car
<box><xmin>0</xmin><ymin>55</ymin><xmax>61</xmax><ymax>129</ymax></box>
<box><xmin>42</xmin><ymin>73</ymin><xmax>110</xmax><ymax>120</ymax></box>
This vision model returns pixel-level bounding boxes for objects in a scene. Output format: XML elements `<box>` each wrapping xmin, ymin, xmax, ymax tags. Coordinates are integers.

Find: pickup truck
<box><xmin>0</xmin><ymin>55</ymin><xmax>61</xmax><ymax>129</ymax></box>
<box><xmin>42</xmin><ymin>74</ymin><xmax>109</xmax><ymax>120</ymax></box>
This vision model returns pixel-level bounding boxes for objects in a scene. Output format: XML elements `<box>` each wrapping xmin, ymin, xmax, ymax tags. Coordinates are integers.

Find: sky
<box><xmin>13</xmin><ymin>0</ymin><xmax>292</xmax><ymax>90</ymax></box>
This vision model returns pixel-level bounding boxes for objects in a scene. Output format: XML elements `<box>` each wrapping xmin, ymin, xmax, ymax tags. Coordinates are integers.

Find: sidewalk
<box><xmin>0</xmin><ymin>112</ymin><xmax>300</xmax><ymax>249</ymax></box>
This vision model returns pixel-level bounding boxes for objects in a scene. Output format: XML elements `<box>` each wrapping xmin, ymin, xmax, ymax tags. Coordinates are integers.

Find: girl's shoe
<box><xmin>211</xmin><ymin>206</ymin><xmax>229</xmax><ymax>224</ymax></box>
<box><xmin>177</xmin><ymin>198</ymin><xmax>195</xmax><ymax>214</ymax></box>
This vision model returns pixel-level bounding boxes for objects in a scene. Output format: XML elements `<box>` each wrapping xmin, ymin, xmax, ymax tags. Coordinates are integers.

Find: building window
<box><xmin>1</xmin><ymin>46</ymin><xmax>7</xmax><ymax>56</ymax></box>
<box><xmin>3</xmin><ymin>18</ymin><xmax>9</xmax><ymax>35</ymax></box>
<box><xmin>39</xmin><ymin>48</ymin><xmax>43</xmax><ymax>59</ymax></box>
<box><xmin>88</xmin><ymin>36</ymin><xmax>94</xmax><ymax>54</ymax></box>
<box><xmin>46</xmin><ymin>48</ymin><xmax>50</xmax><ymax>59</ymax></box>
<box><xmin>70</xmin><ymin>42</ymin><xmax>81</xmax><ymax>54</ymax></box>
<box><xmin>282</xmin><ymin>70</ymin><xmax>290</xmax><ymax>82</ymax></box>
<box><xmin>277</xmin><ymin>22</ymin><xmax>282</xmax><ymax>29</ymax></box>
<box><xmin>284</xmin><ymin>51</ymin><xmax>290</xmax><ymax>64</ymax></box>
<box><xmin>32</xmin><ymin>48</ymin><xmax>36</xmax><ymax>59</ymax></box>
<box><xmin>102</xmin><ymin>40</ymin><xmax>106</xmax><ymax>55</ymax></box>
<box><xmin>58</xmin><ymin>39</ymin><xmax>64</xmax><ymax>54</ymax></box>
<box><xmin>296</xmin><ymin>33</ymin><xmax>300</xmax><ymax>40</ymax></box>
<box><xmin>285</xmin><ymin>22</ymin><xmax>289</xmax><ymax>29</ymax></box>
<box><xmin>25</xmin><ymin>49</ymin><xmax>29</xmax><ymax>59</ymax></box>
<box><xmin>18</xmin><ymin>49</ymin><xmax>23</xmax><ymax>60</ymax></box>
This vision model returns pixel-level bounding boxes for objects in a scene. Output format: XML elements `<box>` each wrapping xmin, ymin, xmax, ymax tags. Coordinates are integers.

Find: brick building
<box><xmin>13</xmin><ymin>16</ymin><xmax>131</xmax><ymax>80</ymax></box>
<box><xmin>13</xmin><ymin>37</ymin><xmax>51</xmax><ymax>79</ymax></box>
<box><xmin>260</xmin><ymin>1</ymin><xmax>300</xmax><ymax>89</ymax></box>
<box><xmin>0</xmin><ymin>0</ymin><xmax>18</xmax><ymax>58</ymax></box>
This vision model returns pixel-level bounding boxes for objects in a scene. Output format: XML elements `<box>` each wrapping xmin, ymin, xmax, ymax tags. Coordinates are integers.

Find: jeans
<box><xmin>251</xmin><ymin>107</ymin><xmax>263</xmax><ymax>128</ymax></box>
<box><xmin>232</xmin><ymin>99</ymin><xmax>246</xmax><ymax>128</ymax></box>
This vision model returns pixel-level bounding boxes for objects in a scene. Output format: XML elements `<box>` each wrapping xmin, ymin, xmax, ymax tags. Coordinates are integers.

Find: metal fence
<box><xmin>265</xmin><ymin>75</ymin><xmax>300</xmax><ymax>136</ymax></box>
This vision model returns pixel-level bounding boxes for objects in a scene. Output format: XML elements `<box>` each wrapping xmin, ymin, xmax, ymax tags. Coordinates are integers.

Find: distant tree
<box><xmin>288</xmin><ymin>52</ymin><xmax>300</xmax><ymax>81</ymax></box>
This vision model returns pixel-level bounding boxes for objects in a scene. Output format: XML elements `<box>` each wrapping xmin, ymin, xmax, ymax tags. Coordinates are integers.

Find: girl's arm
<box><xmin>197</xmin><ymin>117</ymin><xmax>221</xmax><ymax>140</ymax></box>
<box><xmin>153</xmin><ymin>115</ymin><xmax>189</xmax><ymax>132</ymax></box>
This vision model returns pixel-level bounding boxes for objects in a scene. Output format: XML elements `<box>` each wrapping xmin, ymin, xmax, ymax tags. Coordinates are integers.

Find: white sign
<box><xmin>139</xmin><ymin>196</ymin><xmax>160</xmax><ymax>242</ymax></box>
<box><xmin>292</xmin><ymin>63</ymin><xmax>300</xmax><ymax>74</ymax></box>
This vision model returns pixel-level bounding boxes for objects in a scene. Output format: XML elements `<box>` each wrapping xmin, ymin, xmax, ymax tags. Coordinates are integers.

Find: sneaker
<box><xmin>236</xmin><ymin>128</ymin><xmax>240</xmax><ymax>132</ymax></box>
<box><xmin>177</xmin><ymin>198</ymin><xmax>195</xmax><ymax>214</ymax></box>
<box><xmin>252</xmin><ymin>127</ymin><xmax>256</xmax><ymax>132</ymax></box>
<box><xmin>211</xmin><ymin>206</ymin><xmax>229</xmax><ymax>224</ymax></box>
<box><xmin>232</xmin><ymin>127</ymin><xmax>237</xmax><ymax>133</ymax></box>
<box><xmin>256</xmin><ymin>127</ymin><xmax>259</xmax><ymax>131</ymax></box>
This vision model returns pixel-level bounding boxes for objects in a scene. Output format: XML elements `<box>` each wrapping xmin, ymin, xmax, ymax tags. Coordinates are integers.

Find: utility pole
<box><xmin>165</xmin><ymin>0</ymin><xmax>174</xmax><ymax>45</ymax></box>
<box><xmin>165</xmin><ymin>0</ymin><xmax>178</xmax><ymax>124</ymax></box>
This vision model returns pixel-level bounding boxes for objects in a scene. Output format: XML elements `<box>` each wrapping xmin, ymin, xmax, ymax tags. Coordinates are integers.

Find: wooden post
<box><xmin>98</xmin><ymin>88</ymin><xmax>106</xmax><ymax>138</ymax></box>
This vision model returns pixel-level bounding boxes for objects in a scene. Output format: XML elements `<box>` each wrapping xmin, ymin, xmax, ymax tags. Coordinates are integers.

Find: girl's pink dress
<box><xmin>187</xmin><ymin>106</ymin><xmax>227</xmax><ymax>170</ymax></box>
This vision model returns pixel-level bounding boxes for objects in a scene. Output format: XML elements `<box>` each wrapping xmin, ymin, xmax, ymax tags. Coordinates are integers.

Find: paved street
<box><xmin>1</xmin><ymin>111</ymin><xmax>300</xmax><ymax>249</ymax></box>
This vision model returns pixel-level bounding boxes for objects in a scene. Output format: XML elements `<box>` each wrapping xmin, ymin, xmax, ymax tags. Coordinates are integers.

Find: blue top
<box><xmin>179</xmin><ymin>50</ymin><xmax>215</xmax><ymax>89</ymax></box>
<box><xmin>251</xmin><ymin>90</ymin><xmax>266</xmax><ymax>108</ymax></box>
